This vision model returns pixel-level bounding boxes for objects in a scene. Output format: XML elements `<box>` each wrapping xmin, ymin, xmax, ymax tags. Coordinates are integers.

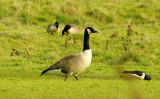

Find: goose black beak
<box><xmin>93</xmin><ymin>31</ymin><xmax>98</xmax><ymax>33</ymax></box>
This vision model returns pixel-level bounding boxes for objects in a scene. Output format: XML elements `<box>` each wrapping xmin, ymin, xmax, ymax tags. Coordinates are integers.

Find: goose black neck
<box><xmin>83</xmin><ymin>29</ymin><xmax>90</xmax><ymax>51</ymax></box>
<box><xmin>56</xmin><ymin>25</ymin><xmax>59</xmax><ymax>29</ymax></box>
<box><xmin>55</xmin><ymin>24</ymin><xmax>59</xmax><ymax>29</ymax></box>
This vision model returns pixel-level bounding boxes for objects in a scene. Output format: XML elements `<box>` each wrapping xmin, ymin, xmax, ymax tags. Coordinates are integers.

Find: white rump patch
<box><xmin>47</xmin><ymin>69</ymin><xmax>65</xmax><ymax>76</ymax></box>
<box><xmin>130</xmin><ymin>73</ymin><xmax>145</xmax><ymax>80</ymax></box>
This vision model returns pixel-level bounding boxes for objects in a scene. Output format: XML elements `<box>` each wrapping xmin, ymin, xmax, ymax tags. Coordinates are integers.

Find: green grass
<box><xmin>1</xmin><ymin>0</ymin><xmax>160</xmax><ymax>98</ymax></box>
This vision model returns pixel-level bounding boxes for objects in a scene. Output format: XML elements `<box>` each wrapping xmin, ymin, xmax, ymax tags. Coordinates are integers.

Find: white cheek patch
<box><xmin>87</xmin><ymin>28</ymin><xmax>91</xmax><ymax>34</ymax></box>
<box><xmin>130</xmin><ymin>73</ymin><xmax>145</xmax><ymax>80</ymax></box>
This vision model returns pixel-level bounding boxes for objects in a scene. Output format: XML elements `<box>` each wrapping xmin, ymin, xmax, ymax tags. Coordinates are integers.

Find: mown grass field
<box><xmin>1</xmin><ymin>0</ymin><xmax>160</xmax><ymax>99</ymax></box>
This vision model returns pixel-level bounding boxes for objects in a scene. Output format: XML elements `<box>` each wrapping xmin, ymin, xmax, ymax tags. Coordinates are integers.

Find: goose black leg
<box><xmin>74</xmin><ymin>75</ymin><xmax>79</xmax><ymax>81</ymax></box>
<box><xmin>64</xmin><ymin>74</ymin><xmax>68</xmax><ymax>81</ymax></box>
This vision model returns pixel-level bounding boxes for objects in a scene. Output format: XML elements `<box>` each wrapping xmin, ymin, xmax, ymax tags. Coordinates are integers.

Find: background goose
<box><xmin>41</xmin><ymin>27</ymin><xmax>98</xmax><ymax>81</ymax></box>
<box><xmin>62</xmin><ymin>24</ymin><xmax>79</xmax><ymax>47</ymax></box>
<box><xmin>123</xmin><ymin>70</ymin><xmax>151</xmax><ymax>80</ymax></box>
<box><xmin>47</xmin><ymin>21</ymin><xmax>60</xmax><ymax>34</ymax></box>
<box><xmin>62</xmin><ymin>24</ymin><xmax>78</xmax><ymax>36</ymax></box>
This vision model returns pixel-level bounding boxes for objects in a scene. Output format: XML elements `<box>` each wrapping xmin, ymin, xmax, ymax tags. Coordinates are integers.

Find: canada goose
<box><xmin>41</xmin><ymin>27</ymin><xmax>98</xmax><ymax>81</ymax></box>
<box><xmin>62</xmin><ymin>24</ymin><xmax>79</xmax><ymax>47</ymax></box>
<box><xmin>62</xmin><ymin>24</ymin><xmax>78</xmax><ymax>36</ymax></box>
<box><xmin>123</xmin><ymin>70</ymin><xmax>151</xmax><ymax>81</ymax></box>
<box><xmin>47</xmin><ymin>21</ymin><xmax>60</xmax><ymax>34</ymax></box>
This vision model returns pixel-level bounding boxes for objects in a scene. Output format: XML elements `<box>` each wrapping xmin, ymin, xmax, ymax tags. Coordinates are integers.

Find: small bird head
<box><xmin>145</xmin><ymin>75</ymin><xmax>151</xmax><ymax>81</ymax></box>
<box><xmin>62</xmin><ymin>25</ymin><xmax>71</xmax><ymax>36</ymax></box>
<box><xmin>86</xmin><ymin>27</ymin><xmax>98</xmax><ymax>34</ymax></box>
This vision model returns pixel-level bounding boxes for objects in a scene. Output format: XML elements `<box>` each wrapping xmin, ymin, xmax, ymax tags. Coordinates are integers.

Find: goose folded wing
<box><xmin>49</xmin><ymin>53</ymin><xmax>81</xmax><ymax>69</ymax></box>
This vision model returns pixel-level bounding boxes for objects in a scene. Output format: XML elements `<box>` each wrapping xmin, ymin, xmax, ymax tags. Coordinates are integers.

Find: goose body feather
<box><xmin>48</xmin><ymin>49</ymin><xmax>92</xmax><ymax>75</ymax></box>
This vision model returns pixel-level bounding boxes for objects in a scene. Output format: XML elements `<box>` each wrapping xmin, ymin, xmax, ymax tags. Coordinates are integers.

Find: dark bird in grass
<box><xmin>123</xmin><ymin>70</ymin><xmax>151</xmax><ymax>81</ymax></box>
<box><xmin>41</xmin><ymin>27</ymin><xmax>98</xmax><ymax>81</ymax></box>
<box><xmin>47</xmin><ymin>21</ymin><xmax>60</xmax><ymax>34</ymax></box>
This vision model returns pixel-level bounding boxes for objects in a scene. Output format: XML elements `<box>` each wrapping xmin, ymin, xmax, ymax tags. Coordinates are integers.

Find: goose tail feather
<box><xmin>40</xmin><ymin>69</ymin><xmax>49</xmax><ymax>76</ymax></box>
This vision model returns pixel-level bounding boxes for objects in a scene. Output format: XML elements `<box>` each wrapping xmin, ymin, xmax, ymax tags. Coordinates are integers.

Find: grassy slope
<box><xmin>0</xmin><ymin>0</ymin><xmax>160</xmax><ymax>98</ymax></box>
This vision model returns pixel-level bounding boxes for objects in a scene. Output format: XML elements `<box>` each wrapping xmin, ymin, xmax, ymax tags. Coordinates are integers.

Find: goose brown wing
<box><xmin>47</xmin><ymin>24</ymin><xmax>53</xmax><ymax>29</ymax></box>
<box><xmin>70</xmin><ymin>24</ymin><xmax>78</xmax><ymax>29</ymax></box>
<box><xmin>47</xmin><ymin>24</ymin><xmax>53</xmax><ymax>32</ymax></box>
<box><xmin>48</xmin><ymin>53</ymin><xmax>80</xmax><ymax>70</ymax></box>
